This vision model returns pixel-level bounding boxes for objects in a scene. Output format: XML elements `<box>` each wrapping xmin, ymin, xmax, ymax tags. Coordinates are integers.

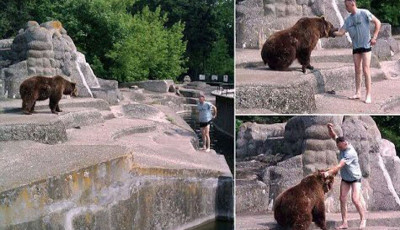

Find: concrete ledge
<box><xmin>0</xmin><ymin>141</ymin><xmax>232</xmax><ymax>229</ymax></box>
<box><xmin>0</xmin><ymin>115</ymin><xmax>67</xmax><ymax>144</ymax></box>
<box><xmin>0</xmin><ymin>98</ymin><xmax>111</xmax><ymax>114</ymax></box>
<box><xmin>59</xmin><ymin>109</ymin><xmax>104</xmax><ymax>129</ymax></box>
<box><xmin>236</xmin><ymin>70</ymin><xmax>317</xmax><ymax>114</ymax></box>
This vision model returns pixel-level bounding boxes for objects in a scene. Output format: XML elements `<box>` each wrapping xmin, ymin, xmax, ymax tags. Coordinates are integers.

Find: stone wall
<box><xmin>236</xmin><ymin>116</ymin><xmax>400</xmax><ymax>213</ymax></box>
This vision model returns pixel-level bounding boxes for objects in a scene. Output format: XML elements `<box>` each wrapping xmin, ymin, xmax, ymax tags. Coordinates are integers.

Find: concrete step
<box><xmin>0</xmin><ymin>97</ymin><xmax>111</xmax><ymax>114</ymax></box>
<box><xmin>0</xmin><ymin>108</ymin><xmax>105</xmax><ymax>144</ymax></box>
<box><xmin>236</xmin><ymin>67</ymin><xmax>317</xmax><ymax>114</ymax></box>
<box><xmin>236</xmin><ymin>211</ymin><xmax>400</xmax><ymax>230</ymax></box>
<box><xmin>235</xmin><ymin>48</ymin><xmax>395</xmax><ymax>114</ymax></box>
<box><xmin>236</xmin><ymin>48</ymin><xmax>381</xmax><ymax>68</ymax></box>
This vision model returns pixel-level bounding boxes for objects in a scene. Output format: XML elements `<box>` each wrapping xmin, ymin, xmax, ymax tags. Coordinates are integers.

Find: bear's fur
<box><xmin>19</xmin><ymin>75</ymin><xmax>77</xmax><ymax>115</ymax></box>
<box><xmin>261</xmin><ymin>17</ymin><xmax>338</xmax><ymax>73</ymax></box>
<box><xmin>273</xmin><ymin>169</ymin><xmax>336</xmax><ymax>230</ymax></box>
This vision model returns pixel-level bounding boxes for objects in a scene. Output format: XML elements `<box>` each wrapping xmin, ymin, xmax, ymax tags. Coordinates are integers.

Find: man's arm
<box><xmin>211</xmin><ymin>104</ymin><xmax>217</xmax><ymax>118</ymax></box>
<box><xmin>325</xmin><ymin>159</ymin><xmax>346</xmax><ymax>177</ymax></box>
<box><xmin>370</xmin><ymin>15</ymin><xmax>381</xmax><ymax>46</ymax></box>
<box><xmin>333</xmin><ymin>28</ymin><xmax>346</xmax><ymax>37</ymax></box>
<box><xmin>327</xmin><ymin>123</ymin><xmax>338</xmax><ymax>140</ymax></box>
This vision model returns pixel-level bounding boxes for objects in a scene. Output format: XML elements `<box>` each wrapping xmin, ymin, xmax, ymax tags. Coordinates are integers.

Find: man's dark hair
<box><xmin>336</xmin><ymin>136</ymin><xmax>346</xmax><ymax>143</ymax></box>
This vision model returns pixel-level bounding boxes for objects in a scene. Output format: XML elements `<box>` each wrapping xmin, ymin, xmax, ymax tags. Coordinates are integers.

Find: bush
<box><xmin>107</xmin><ymin>6</ymin><xmax>187</xmax><ymax>82</ymax></box>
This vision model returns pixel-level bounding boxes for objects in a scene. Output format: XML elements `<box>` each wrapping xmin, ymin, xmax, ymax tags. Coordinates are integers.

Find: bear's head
<box><xmin>316</xmin><ymin>169</ymin><xmax>336</xmax><ymax>193</ymax></box>
<box><xmin>319</xmin><ymin>16</ymin><xmax>338</xmax><ymax>38</ymax></box>
<box><xmin>65</xmin><ymin>81</ymin><xmax>78</xmax><ymax>97</ymax></box>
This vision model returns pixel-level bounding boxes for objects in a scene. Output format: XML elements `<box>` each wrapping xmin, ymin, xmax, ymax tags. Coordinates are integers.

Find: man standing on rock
<box><xmin>333</xmin><ymin>0</ymin><xmax>381</xmax><ymax>104</ymax></box>
<box><xmin>324</xmin><ymin>123</ymin><xmax>366</xmax><ymax>229</ymax></box>
<box><xmin>197</xmin><ymin>94</ymin><xmax>217</xmax><ymax>152</ymax></box>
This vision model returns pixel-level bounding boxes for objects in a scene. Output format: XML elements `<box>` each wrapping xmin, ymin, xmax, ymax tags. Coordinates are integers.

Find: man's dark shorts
<box><xmin>353</xmin><ymin>47</ymin><xmax>371</xmax><ymax>54</ymax></box>
<box><xmin>342</xmin><ymin>178</ymin><xmax>362</xmax><ymax>184</ymax></box>
<box><xmin>199</xmin><ymin>120</ymin><xmax>212</xmax><ymax>128</ymax></box>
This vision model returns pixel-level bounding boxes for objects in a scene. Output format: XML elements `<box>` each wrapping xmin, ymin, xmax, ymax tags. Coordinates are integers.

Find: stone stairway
<box><xmin>0</xmin><ymin>89</ymin><xmax>233</xmax><ymax>229</ymax></box>
<box><xmin>236</xmin><ymin>211</ymin><xmax>400</xmax><ymax>230</ymax></box>
<box><xmin>236</xmin><ymin>48</ymin><xmax>400</xmax><ymax>114</ymax></box>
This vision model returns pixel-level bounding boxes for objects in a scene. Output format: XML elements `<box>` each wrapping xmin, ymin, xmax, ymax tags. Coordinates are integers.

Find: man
<box><xmin>333</xmin><ymin>0</ymin><xmax>381</xmax><ymax>104</ymax></box>
<box><xmin>324</xmin><ymin>123</ymin><xmax>366</xmax><ymax>229</ymax></box>
<box><xmin>196</xmin><ymin>94</ymin><xmax>217</xmax><ymax>152</ymax></box>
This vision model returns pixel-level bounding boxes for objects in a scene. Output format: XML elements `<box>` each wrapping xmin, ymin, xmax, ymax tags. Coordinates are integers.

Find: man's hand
<box><xmin>327</xmin><ymin>123</ymin><xmax>337</xmax><ymax>139</ymax></box>
<box><xmin>370</xmin><ymin>37</ymin><xmax>377</xmax><ymax>46</ymax></box>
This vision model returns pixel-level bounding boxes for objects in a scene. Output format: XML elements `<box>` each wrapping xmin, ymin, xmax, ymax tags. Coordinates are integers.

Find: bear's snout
<box><xmin>329</xmin><ymin>27</ymin><xmax>339</xmax><ymax>37</ymax></box>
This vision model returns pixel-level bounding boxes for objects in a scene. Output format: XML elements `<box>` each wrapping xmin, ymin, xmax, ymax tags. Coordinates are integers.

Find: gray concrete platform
<box><xmin>0</xmin><ymin>88</ymin><xmax>233</xmax><ymax>229</ymax></box>
<box><xmin>236</xmin><ymin>211</ymin><xmax>400</xmax><ymax>230</ymax></box>
<box><xmin>236</xmin><ymin>48</ymin><xmax>400</xmax><ymax>114</ymax></box>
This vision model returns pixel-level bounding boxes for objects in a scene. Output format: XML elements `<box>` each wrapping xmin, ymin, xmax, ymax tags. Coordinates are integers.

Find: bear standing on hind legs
<box><xmin>19</xmin><ymin>75</ymin><xmax>77</xmax><ymax>115</ymax></box>
<box><xmin>261</xmin><ymin>16</ymin><xmax>338</xmax><ymax>73</ymax></box>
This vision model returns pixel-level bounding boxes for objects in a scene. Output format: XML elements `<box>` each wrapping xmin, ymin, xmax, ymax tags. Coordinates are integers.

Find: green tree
<box><xmin>354</xmin><ymin>0</ymin><xmax>400</xmax><ymax>27</ymax></box>
<box><xmin>129</xmin><ymin>0</ymin><xmax>233</xmax><ymax>77</ymax></box>
<box><xmin>107</xmin><ymin>6</ymin><xmax>187</xmax><ymax>82</ymax></box>
<box><xmin>204</xmin><ymin>37</ymin><xmax>234</xmax><ymax>76</ymax></box>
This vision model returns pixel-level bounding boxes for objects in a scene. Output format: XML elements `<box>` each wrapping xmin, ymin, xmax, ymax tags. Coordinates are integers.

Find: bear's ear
<box><xmin>320</xmin><ymin>15</ymin><xmax>326</xmax><ymax>21</ymax></box>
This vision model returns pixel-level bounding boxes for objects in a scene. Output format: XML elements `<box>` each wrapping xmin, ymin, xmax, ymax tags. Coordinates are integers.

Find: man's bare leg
<box><xmin>200</xmin><ymin>127</ymin><xmax>207</xmax><ymax>150</ymax></box>
<box><xmin>204</xmin><ymin>124</ymin><xmax>211</xmax><ymax>152</ymax></box>
<box><xmin>350</xmin><ymin>53</ymin><xmax>363</xmax><ymax>100</ymax></box>
<box><xmin>362</xmin><ymin>52</ymin><xmax>372</xmax><ymax>103</ymax></box>
<box><xmin>338</xmin><ymin>181</ymin><xmax>352</xmax><ymax>229</ymax></box>
<box><xmin>351</xmin><ymin>182</ymin><xmax>366</xmax><ymax>229</ymax></box>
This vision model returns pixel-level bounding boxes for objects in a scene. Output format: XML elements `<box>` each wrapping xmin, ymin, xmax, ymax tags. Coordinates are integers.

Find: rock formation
<box><xmin>236</xmin><ymin>116</ymin><xmax>400</xmax><ymax>214</ymax></box>
<box><xmin>0</xmin><ymin>21</ymin><xmax>121</xmax><ymax>104</ymax></box>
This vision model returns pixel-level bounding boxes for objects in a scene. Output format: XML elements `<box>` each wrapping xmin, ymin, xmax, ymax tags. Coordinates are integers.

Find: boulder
<box><xmin>134</xmin><ymin>80</ymin><xmax>174</xmax><ymax>93</ymax></box>
<box><xmin>236</xmin><ymin>122</ymin><xmax>286</xmax><ymax>159</ymax></box>
<box><xmin>91</xmin><ymin>78</ymin><xmax>122</xmax><ymax>105</ymax></box>
<box><xmin>235</xmin><ymin>179</ymin><xmax>269</xmax><ymax>215</ymax></box>
<box><xmin>0</xmin><ymin>21</ymin><xmax>110</xmax><ymax>99</ymax></box>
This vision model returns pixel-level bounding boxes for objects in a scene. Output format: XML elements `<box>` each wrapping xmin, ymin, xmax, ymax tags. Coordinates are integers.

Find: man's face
<box><xmin>199</xmin><ymin>96</ymin><xmax>205</xmax><ymax>103</ymax></box>
<box><xmin>344</xmin><ymin>0</ymin><xmax>354</xmax><ymax>13</ymax></box>
<box><xmin>337</xmin><ymin>141</ymin><xmax>347</xmax><ymax>150</ymax></box>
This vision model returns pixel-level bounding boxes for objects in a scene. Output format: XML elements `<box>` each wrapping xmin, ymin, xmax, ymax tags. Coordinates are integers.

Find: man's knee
<box><xmin>362</xmin><ymin>67</ymin><xmax>370</xmax><ymax>75</ymax></box>
<box><xmin>340</xmin><ymin>195</ymin><xmax>348</xmax><ymax>203</ymax></box>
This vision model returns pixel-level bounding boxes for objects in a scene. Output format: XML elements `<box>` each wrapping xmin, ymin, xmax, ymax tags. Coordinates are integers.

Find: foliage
<box><xmin>356</xmin><ymin>0</ymin><xmax>400</xmax><ymax>27</ymax></box>
<box><xmin>204</xmin><ymin>37</ymin><xmax>234</xmax><ymax>76</ymax></box>
<box><xmin>372</xmin><ymin>116</ymin><xmax>400</xmax><ymax>157</ymax></box>
<box><xmin>129</xmin><ymin>0</ymin><xmax>234</xmax><ymax>77</ymax></box>
<box><xmin>107</xmin><ymin>6</ymin><xmax>187</xmax><ymax>82</ymax></box>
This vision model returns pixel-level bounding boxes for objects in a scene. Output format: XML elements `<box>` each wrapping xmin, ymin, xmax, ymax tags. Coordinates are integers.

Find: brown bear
<box><xmin>261</xmin><ymin>17</ymin><xmax>338</xmax><ymax>73</ymax></box>
<box><xmin>273</xmin><ymin>169</ymin><xmax>336</xmax><ymax>230</ymax></box>
<box><xmin>19</xmin><ymin>75</ymin><xmax>77</xmax><ymax>115</ymax></box>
